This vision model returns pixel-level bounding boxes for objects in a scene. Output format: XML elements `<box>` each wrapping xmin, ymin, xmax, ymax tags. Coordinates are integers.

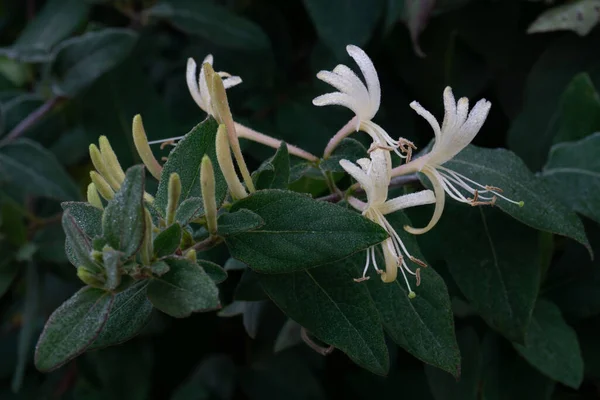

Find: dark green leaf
<box><xmin>226</xmin><ymin>189</ymin><xmax>388</xmax><ymax>273</ymax></box>
<box><xmin>259</xmin><ymin>262</ymin><xmax>389</xmax><ymax>375</ymax></box>
<box><xmin>235</xmin><ymin>269</ymin><xmax>268</xmax><ymax>301</ymax></box>
<box><xmin>62</xmin><ymin>210</ymin><xmax>101</xmax><ymax>273</ymax></box>
<box><xmin>253</xmin><ymin>142</ymin><xmax>290</xmax><ymax>190</ymax></box>
<box><xmin>443</xmin><ymin>145</ymin><xmax>590</xmax><ymax>252</ymax></box>
<box><xmin>0</xmin><ymin>139</ymin><xmax>80</xmax><ymax>200</ymax></box>
<box><xmin>149</xmin><ymin>260</ymin><xmax>170</xmax><ymax>277</ymax></box>
<box><xmin>155</xmin><ymin>117</ymin><xmax>226</xmax><ymax>215</ymax></box>
<box><xmin>88</xmin><ymin>281</ymin><xmax>152</xmax><ymax>350</ymax></box>
<box><xmin>50</xmin><ymin>28</ymin><xmax>137</xmax><ymax>96</ymax></box>
<box><xmin>217</xmin><ymin>209</ymin><xmax>264</xmax><ymax>236</ymax></box>
<box><xmin>552</xmin><ymin>73</ymin><xmax>600</xmax><ymax>144</ymax></box>
<box><xmin>61</xmin><ymin>202</ymin><xmax>103</xmax><ymax>237</ymax></box>
<box><xmin>365</xmin><ymin>212</ymin><xmax>459</xmax><ymax>376</ymax></box>
<box><xmin>102</xmin><ymin>165</ymin><xmax>146</xmax><ymax>257</ymax></box>
<box><xmin>102</xmin><ymin>247</ymin><xmax>121</xmax><ymax>291</ymax></box>
<box><xmin>147</xmin><ymin>256</ymin><xmax>220</xmax><ymax>318</ymax></box>
<box><xmin>175</xmin><ymin>197</ymin><xmax>204</xmax><ymax>226</ymax></box>
<box><xmin>198</xmin><ymin>259</ymin><xmax>227</xmax><ymax>284</ymax></box>
<box><xmin>146</xmin><ymin>0</ymin><xmax>269</xmax><ymax>51</ymax></box>
<box><xmin>432</xmin><ymin>205</ymin><xmax>540</xmax><ymax>342</ymax></box>
<box><xmin>0</xmin><ymin>0</ymin><xmax>90</xmax><ymax>62</ymax></box>
<box><xmin>153</xmin><ymin>223</ymin><xmax>182</xmax><ymax>258</ymax></box>
<box><xmin>303</xmin><ymin>0</ymin><xmax>385</xmax><ymax>59</ymax></box>
<box><xmin>219</xmin><ymin>300</ymin><xmax>267</xmax><ymax>339</ymax></box>
<box><xmin>513</xmin><ymin>300</ymin><xmax>583</xmax><ymax>389</ymax></box>
<box><xmin>542</xmin><ymin>133</ymin><xmax>600</xmax><ymax>225</ymax></box>
<box><xmin>34</xmin><ymin>287</ymin><xmax>113</xmax><ymax>371</ymax></box>
<box><xmin>320</xmin><ymin>138</ymin><xmax>367</xmax><ymax>172</ymax></box>
<box><xmin>425</xmin><ymin>328</ymin><xmax>481</xmax><ymax>400</ymax></box>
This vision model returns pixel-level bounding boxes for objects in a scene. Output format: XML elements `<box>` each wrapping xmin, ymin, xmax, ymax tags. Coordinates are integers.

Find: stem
<box><xmin>323</xmin><ymin>116</ymin><xmax>358</xmax><ymax>158</ymax></box>
<box><xmin>190</xmin><ymin>235</ymin><xmax>223</xmax><ymax>252</ymax></box>
<box><xmin>235</xmin><ymin>122</ymin><xmax>319</xmax><ymax>162</ymax></box>
<box><xmin>301</xmin><ymin>328</ymin><xmax>334</xmax><ymax>356</ymax></box>
<box><xmin>0</xmin><ymin>96</ymin><xmax>63</xmax><ymax>146</ymax></box>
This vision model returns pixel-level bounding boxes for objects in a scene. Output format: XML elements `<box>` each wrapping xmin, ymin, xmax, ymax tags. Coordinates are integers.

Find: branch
<box><xmin>0</xmin><ymin>96</ymin><xmax>64</xmax><ymax>146</ymax></box>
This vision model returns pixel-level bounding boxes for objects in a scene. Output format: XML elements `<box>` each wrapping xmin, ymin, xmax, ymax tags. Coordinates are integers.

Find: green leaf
<box><xmin>50</xmin><ymin>28</ymin><xmax>137</xmax><ymax>96</ymax></box>
<box><xmin>235</xmin><ymin>269</ymin><xmax>268</xmax><ymax>301</ymax></box>
<box><xmin>226</xmin><ymin>189</ymin><xmax>388</xmax><ymax>273</ymax></box>
<box><xmin>62</xmin><ymin>210</ymin><xmax>101</xmax><ymax>273</ymax></box>
<box><xmin>102</xmin><ymin>165</ymin><xmax>146</xmax><ymax>257</ymax></box>
<box><xmin>320</xmin><ymin>138</ymin><xmax>367</xmax><ymax>173</ymax></box>
<box><xmin>34</xmin><ymin>286</ymin><xmax>113</xmax><ymax>371</ymax></box>
<box><xmin>146</xmin><ymin>0</ymin><xmax>269</xmax><ymax>51</ymax></box>
<box><xmin>513</xmin><ymin>300</ymin><xmax>584</xmax><ymax>389</ymax></box>
<box><xmin>88</xmin><ymin>281</ymin><xmax>152</xmax><ymax>350</ymax></box>
<box><xmin>425</xmin><ymin>328</ymin><xmax>481</xmax><ymax>400</ymax></box>
<box><xmin>0</xmin><ymin>139</ymin><xmax>80</xmax><ymax>200</ymax></box>
<box><xmin>147</xmin><ymin>256</ymin><xmax>220</xmax><ymax>318</ymax></box>
<box><xmin>0</xmin><ymin>0</ymin><xmax>90</xmax><ymax>62</ymax></box>
<box><xmin>217</xmin><ymin>209</ymin><xmax>264</xmax><ymax>236</ymax></box>
<box><xmin>149</xmin><ymin>260</ymin><xmax>170</xmax><ymax>277</ymax></box>
<box><xmin>431</xmin><ymin>205</ymin><xmax>540</xmax><ymax>342</ymax></box>
<box><xmin>552</xmin><ymin>73</ymin><xmax>600</xmax><ymax>144</ymax></box>
<box><xmin>198</xmin><ymin>259</ymin><xmax>228</xmax><ymax>284</ymax></box>
<box><xmin>527</xmin><ymin>0</ymin><xmax>600</xmax><ymax>36</ymax></box>
<box><xmin>102</xmin><ymin>247</ymin><xmax>121</xmax><ymax>291</ymax></box>
<box><xmin>259</xmin><ymin>262</ymin><xmax>389</xmax><ymax>375</ymax></box>
<box><xmin>153</xmin><ymin>223</ymin><xmax>182</xmax><ymax>258</ymax></box>
<box><xmin>175</xmin><ymin>197</ymin><xmax>204</xmax><ymax>226</ymax></box>
<box><xmin>62</xmin><ymin>202</ymin><xmax>103</xmax><ymax>269</ymax></box>
<box><xmin>443</xmin><ymin>145</ymin><xmax>590</xmax><ymax>252</ymax></box>
<box><xmin>253</xmin><ymin>142</ymin><xmax>290</xmax><ymax>190</ymax></box>
<box><xmin>542</xmin><ymin>133</ymin><xmax>600</xmax><ymax>225</ymax></box>
<box><xmin>365</xmin><ymin>212</ymin><xmax>459</xmax><ymax>376</ymax></box>
<box><xmin>155</xmin><ymin>117</ymin><xmax>226</xmax><ymax>216</ymax></box>
<box><xmin>303</xmin><ymin>0</ymin><xmax>385</xmax><ymax>59</ymax></box>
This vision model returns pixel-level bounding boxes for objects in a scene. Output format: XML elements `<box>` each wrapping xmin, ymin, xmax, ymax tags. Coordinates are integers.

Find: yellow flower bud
<box><xmin>166</xmin><ymin>173</ymin><xmax>181</xmax><ymax>226</ymax></box>
<box><xmin>86</xmin><ymin>183</ymin><xmax>104</xmax><ymax>209</ymax></box>
<box><xmin>77</xmin><ymin>267</ymin><xmax>105</xmax><ymax>288</ymax></box>
<box><xmin>99</xmin><ymin>136</ymin><xmax>126</xmax><ymax>188</ymax></box>
<box><xmin>140</xmin><ymin>207</ymin><xmax>154</xmax><ymax>265</ymax></box>
<box><xmin>132</xmin><ymin>114</ymin><xmax>163</xmax><ymax>180</ymax></box>
<box><xmin>89</xmin><ymin>143</ymin><xmax>120</xmax><ymax>190</ymax></box>
<box><xmin>216</xmin><ymin>124</ymin><xmax>247</xmax><ymax>200</ymax></box>
<box><xmin>201</xmin><ymin>155</ymin><xmax>218</xmax><ymax>235</ymax></box>
<box><xmin>90</xmin><ymin>171</ymin><xmax>114</xmax><ymax>200</ymax></box>
<box><xmin>185</xmin><ymin>248</ymin><xmax>197</xmax><ymax>262</ymax></box>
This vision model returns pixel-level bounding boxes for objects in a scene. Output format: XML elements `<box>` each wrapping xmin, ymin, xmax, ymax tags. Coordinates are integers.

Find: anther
<box><xmin>353</xmin><ymin>276</ymin><xmax>370</xmax><ymax>283</ymax></box>
<box><xmin>367</xmin><ymin>142</ymin><xmax>396</xmax><ymax>153</ymax></box>
<box><xmin>416</xmin><ymin>268</ymin><xmax>421</xmax><ymax>286</ymax></box>
<box><xmin>485</xmin><ymin>185</ymin><xmax>503</xmax><ymax>193</ymax></box>
<box><xmin>409</xmin><ymin>256</ymin><xmax>427</xmax><ymax>268</ymax></box>
<box><xmin>160</xmin><ymin>140</ymin><xmax>176</xmax><ymax>150</ymax></box>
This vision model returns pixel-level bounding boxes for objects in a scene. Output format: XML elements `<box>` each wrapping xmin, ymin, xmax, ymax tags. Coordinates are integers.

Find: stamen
<box><xmin>353</xmin><ymin>276</ymin><xmax>370</xmax><ymax>283</ymax></box>
<box><xmin>485</xmin><ymin>185</ymin><xmax>502</xmax><ymax>193</ymax></box>
<box><xmin>367</xmin><ymin>142</ymin><xmax>395</xmax><ymax>153</ymax></box>
<box><xmin>415</xmin><ymin>268</ymin><xmax>421</xmax><ymax>286</ymax></box>
<box><xmin>160</xmin><ymin>140</ymin><xmax>177</xmax><ymax>150</ymax></box>
<box><xmin>409</xmin><ymin>256</ymin><xmax>427</xmax><ymax>268</ymax></box>
<box><xmin>148</xmin><ymin>136</ymin><xmax>184</xmax><ymax>145</ymax></box>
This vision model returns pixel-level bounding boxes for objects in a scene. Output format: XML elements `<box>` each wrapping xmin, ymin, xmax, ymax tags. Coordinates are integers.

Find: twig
<box><xmin>301</xmin><ymin>328</ymin><xmax>334</xmax><ymax>356</ymax></box>
<box><xmin>0</xmin><ymin>96</ymin><xmax>64</xmax><ymax>146</ymax></box>
<box><xmin>317</xmin><ymin>173</ymin><xmax>420</xmax><ymax>203</ymax></box>
<box><xmin>190</xmin><ymin>235</ymin><xmax>223</xmax><ymax>252</ymax></box>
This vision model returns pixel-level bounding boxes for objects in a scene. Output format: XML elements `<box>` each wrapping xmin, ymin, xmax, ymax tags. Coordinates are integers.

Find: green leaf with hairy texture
<box><xmin>442</xmin><ymin>145</ymin><xmax>590</xmax><ymax>252</ymax></box>
<box><xmin>425</xmin><ymin>328</ymin><xmax>481</xmax><ymax>400</ymax></box>
<box><xmin>225</xmin><ymin>189</ymin><xmax>388</xmax><ymax>274</ymax></box>
<box><xmin>320</xmin><ymin>138</ymin><xmax>367</xmax><ymax>173</ymax></box>
<box><xmin>175</xmin><ymin>197</ymin><xmax>204</xmax><ymax>226</ymax></box>
<box><xmin>146</xmin><ymin>0</ymin><xmax>269</xmax><ymax>50</ymax></box>
<box><xmin>0</xmin><ymin>139</ymin><xmax>79</xmax><ymax>200</ymax></box>
<box><xmin>153</xmin><ymin>223</ymin><xmax>182</xmax><ymax>258</ymax></box>
<box><xmin>0</xmin><ymin>0</ymin><xmax>90</xmax><ymax>62</ymax></box>
<box><xmin>303</xmin><ymin>0</ymin><xmax>385</xmax><ymax>59</ymax></box>
<box><xmin>364</xmin><ymin>212</ymin><xmax>459</xmax><ymax>377</ymax></box>
<box><xmin>513</xmin><ymin>300</ymin><xmax>583</xmax><ymax>389</ymax></box>
<box><xmin>88</xmin><ymin>281</ymin><xmax>152</xmax><ymax>350</ymax></box>
<box><xmin>217</xmin><ymin>209</ymin><xmax>264</xmax><ymax>236</ymax></box>
<box><xmin>431</xmin><ymin>205</ymin><xmax>540</xmax><ymax>342</ymax></box>
<box><xmin>482</xmin><ymin>332</ymin><xmax>555</xmax><ymax>400</ymax></box>
<box><xmin>198</xmin><ymin>260</ymin><xmax>228</xmax><ymax>284</ymax></box>
<box><xmin>34</xmin><ymin>287</ymin><xmax>113</xmax><ymax>371</ymax></box>
<box><xmin>102</xmin><ymin>165</ymin><xmax>146</xmax><ymax>258</ymax></box>
<box><xmin>552</xmin><ymin>73</ymin><xmax>600</xmax><ymax>144</ymax></box>
<box><xmin>155</xmin><ymin>117</ymin><xmax>226</xmax><ymax>215</ymax></box>
<box><xmin>259</xmin><ymin>262</ymin><xmax>389</xmax><ymax>375</ymax></box>
<box><xmin>50</xmin><ymin>28</ymin><xmax>137</xmax><ymax>96</ymax></box>
<box><xmin>149</xmin><ymin>260</ymin><xmax>170</xmax><ymax>277</ymax></box>
<box><xmin>542</xmin><ymin>133</ymin><xmax>600</xmax><ymax>224</ymax></box>
<box><xmin>507</xmin><ymin>32</ymin><xmax>600</xmax><ymax>170</ymax></box>
<box><xmin>253</xmin><ymin>142</ymin><xmax>290</xmax><ymax>190</ymax></box>
<box><xmin>527</xmin><ymin>0</ymin><xmax>600</xmax><ymax>36</ymax></box>
<box><xmin>62</xmin><ymin>202</ymin><xmax>103</xmax><ymax>269</ymax></box>
<box><xmin>62</xmin><ymin>210</ymin><xmax>101</xmax><ymax>273</ymax></box>
<box><xmin>102</xmin><ymin>247</ymin><xmax>121</xmax><ymax>291</ymax></box>
<box><xmin>147</xmin><ymin>256</ymin><xmax>220</xmax><ymax>318</ymax></box>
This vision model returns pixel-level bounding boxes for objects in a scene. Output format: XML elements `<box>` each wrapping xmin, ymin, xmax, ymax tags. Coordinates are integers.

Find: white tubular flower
<box><xmin>314</xmin><ymin>45</ymin><xmax>414</xmax><ymax>159</ymax></box>
<box><xmin>404</xmin><ymin>87</ymin><xmax>523</xmax><ymax>235</ymax></box>
<box><xmin>340</xmin><ymin>148</ymin><xmax>435</xmax><ymax>296</ymax></box>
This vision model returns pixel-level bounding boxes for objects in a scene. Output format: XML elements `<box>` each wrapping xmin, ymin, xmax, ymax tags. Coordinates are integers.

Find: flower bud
<box><xmin>77</xmin><ymin>267</ymin><xmax>105</xmax><ymax>288</ymax></box>
<box><xmin>99</xmin><ymin>136</ymin><xmax>125</xmax><ymax>187</ymax></box>
<box><xmin>216</xmin><ymin>124</ymin><xmax>247</xmax><ymax>200</ymax></box>
<box><xmin>166</xmin><ymin>173</ymin><xmax>181</xmax><ymax>226</ymax></box>
<box><xmin>185</xmin><ymin>248</ymin><xmax>197</xmax><ymax>263</ymax></box>
<box><xmin>132</xmin><ymin>114</ymin><xmax>163</xmax><ymax>180</ymax></box>
<box><xmin>89</xmin><ymin>143</ymin><xmax>119</xmax><ymax>190</ymax></box>
<box><xmin>201</xmin><ymin>155</ymin><xmax>218</xmax><ymax>235</ymax></box>
<box><xmin>140</xmin><ymin>207</ymin><xmax>154</xmax><ymax>265</ymax></box>
<box><xmin>90</xmin><ymin>171</ymin><xmax>114</xmax><ymax>200</ymax></box>
<box><xmin>86</xmin><ymin>183</ymin><xmax>104</xmax><ymax>209</ymax></box>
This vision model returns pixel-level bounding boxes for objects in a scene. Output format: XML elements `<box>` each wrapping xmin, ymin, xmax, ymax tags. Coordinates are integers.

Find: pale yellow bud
<box><xmin>215</xmin><ymin>124</ymin><xmax>247</xmax><ymax>200</ymax></box>
<box><xmin>86</xmin><ymin>183</ymin><xmax>104</xmax><ymax>209</ymax></box>
<box><xmin>77</xmin><ymin>267</ymin><xmax>104</xmax><ymax>288</ymax></box>
<box><xmin>90</xmin><ymin>171</ymin><xmax>114</xmax><ymax>200</ymax></box>
<box><xmin>132</xmin><ymin>114</ymin><xmax>163</xmax><ymax>180</ymax></box>
<box><xmin>185</xmin><ymin>248</ymin><xmax>197</xmax><ymax>262</ymax></box>
<box><xmin>140</xmin><ymin>207</ymin><xmax>154</xmax><ymax>265</ymax></box>
<box><xmin>201</xmin><ymin>155</ymin><xmax>218</xmax><ymax>235</ymax></box>
<box><xmin>166</xmin><ymin>173</ymin><xmax>181</xmax><ymax>226</ymax></box>
<box><xmin>99</xmin><ymin>136</ymin><xmax>125</xmax><ymax>188</ymax></box>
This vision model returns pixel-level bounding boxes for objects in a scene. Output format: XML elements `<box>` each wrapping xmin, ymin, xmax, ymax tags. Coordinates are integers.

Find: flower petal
<box><xmin>339</xmin><ymin>159</ymin><xmax>375</xmax><ymax>200</ymax></box>
<box><xmin>404</xmin><ymin>167</ymin><xmax>446</xmax><ymax>235</ymax></box>
<box><xmin>379</xmin><ymin>189</ymin><xmax>435</xmax><ymax>215</ymax></box>
<box><xmin>222</xmin><ymin>76</ymin><xmax>242</xmax><ymax>89</ymax></box>
<box><xmin>186</xmin><ymin>58</ymin><xmax>206</xmax><ymax>111</ymax></box>
<box><xmin>441</xmin><ymin>86</ymin><xmax>457</xmax><ymax>133</ymax></box>
<box><xmin>380</xmin><ymin>239</ymin><xmax>398</xmax><ymax>283</ymax></box>
<box><xmin>346</xmin><ymin>45</ymin><xmax>380</xmax><ymax>117</ymax></box>
<box><xmin>313</xmin><ymin>92</ymin><xmax>363</xmax><ymax>118</ymax></box>
<box><xmin>410</xmin><ymin>100</ymin><xmax>441</xmax><ymax>141</ymax></box>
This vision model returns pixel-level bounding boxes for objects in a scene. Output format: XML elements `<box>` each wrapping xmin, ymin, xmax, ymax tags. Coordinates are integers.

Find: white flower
<box><xmin>403</xmin><ymin>87</ymin><xmax>523</xmax><ymax>235</ymax></box>
<box><xmin>340</xmin><ymin>148</ymin><xmax>435</xmax><ymax>295</ymax></box>
<box><xmin>314</xmin><ymin>45</ymin><xmax>414</xmax><ymax>159</ymax></box>
<box><xmin>186</xmin><ymin>54</ymin><xmax>242</xmax><ymax>118</ymax></box>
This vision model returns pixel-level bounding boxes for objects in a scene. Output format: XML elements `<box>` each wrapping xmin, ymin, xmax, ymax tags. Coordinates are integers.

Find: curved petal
<box><xmin>198</xmin><ymin>62</ymin><xmax>211</xmax><ymax>114</ymax></box>
<box><xmin>186</xmin><ymin>58</ymin><xmax>206</xmax><ymax>111</ymax></box>
<box><xmin>222</xmin><ymin>75</ymin><xmax>242</xmax><ymax>89</ymax></box>
<box><xmin>202</xmin><ymin>54</ymin><xmax>214</xmax><ymax>66</ymax></box>
<box><xmin>313</xmin><ymin>92</ymin><xmax>363</xmax><ymax>118</ymax></box>
<box><xmin>332</xmin><ymin>64</ymin><xmax>372</xmax><ymax>117</ymax></box>
<box><xmin>410</xmin><ymin>100</ymin><xmax>441</xmax><ymax>142</ymax></box>
<box><xmin>441</xmin><ymin>86</ymin><xmax>457</xmax><ymax>133</ymax></box>
<box><xmin>404</xmin><ymin>167</ymin><xmax>446</xmax><ymax>235</ymax></box>
<box><xmin>379</xmin><ymin>189</ymin><xmax>435</xmax><ymax>215</ymax></box>
<box><xmin>368</xmin><ymin>149</ymin><xmax>391</xmax><ymax>205</ymax></box>
<box><xmin>317</xmin><ymin>70</ymin><xmax>358</xmax><ymax>97</ymax></box>
<box><xmin>346</xmin><ymin>45</ymin><xmax>380</xmax><ymax>117</ymax></box>
<box><xmin>380</xmin><ymin>239</ymin><xmax>398</xmax><ymax>283</ymax></box>
<box><xmin>339</xmin><ymin>159</ymin><xmax>375</xmax><ymax>199</ymax></box>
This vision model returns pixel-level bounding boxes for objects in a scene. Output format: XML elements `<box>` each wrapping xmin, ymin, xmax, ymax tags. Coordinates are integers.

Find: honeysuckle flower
<box><xmin>340</xmin><ymin>148</ymin><xmax>435</xmax><ymax>295</ymax></box>
<box><xmin>314</xmin><ymin>45</ymin><xmax>416</xmax><ymax>159</ymax></box>
<box><xmin>397</xmin><ymin>87</ymin><xmax>523</xmax><ymax>235</ymax></box>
